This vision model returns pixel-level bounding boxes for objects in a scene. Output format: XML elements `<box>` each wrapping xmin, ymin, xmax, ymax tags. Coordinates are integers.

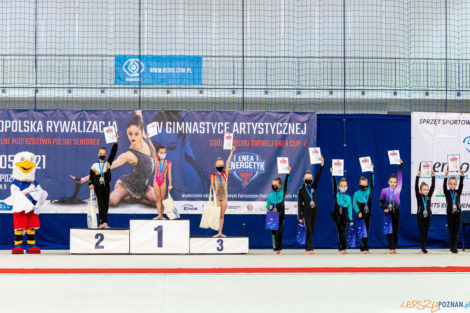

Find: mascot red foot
<box><xmin>5</xmin><ymin>152</ymin><xmax>48</xmax><ymax>254</ymax></box>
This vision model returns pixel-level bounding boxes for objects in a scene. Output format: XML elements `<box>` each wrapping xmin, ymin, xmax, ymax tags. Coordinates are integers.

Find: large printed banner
<box><xmin>115</xmin><ymin>56</ymin><xmax>202</xmax><ymax>85</ymax></box>
<box><xmin>411</xmin><ymin>112</ymin><xmax>470</xmax><ymax>214</ymax></box>
<box><xmin>0</xmin><ymin>110</ymin><xmax>316</xmax><ymax>215</ymax></box>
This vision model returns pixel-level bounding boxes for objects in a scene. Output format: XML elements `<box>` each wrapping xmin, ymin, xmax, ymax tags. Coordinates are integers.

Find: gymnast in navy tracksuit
<box><xmin>88</xmin><ymin>143</ymin><xmax>118</xmax><ymax>229</ymax></box>
<box><xmin>297</xmin><ymin>158</ymin><xmax>324</xmax><ymax>254</ymax></box>
<box><xmin>443</xmin><ymin>169</ymin><xmax>465</xmax><ymax>254</ymax></box>
<box><xmin>414</xmin><ymin>170</ymin><xmax>435</xmax><ymax>254</ymax></box>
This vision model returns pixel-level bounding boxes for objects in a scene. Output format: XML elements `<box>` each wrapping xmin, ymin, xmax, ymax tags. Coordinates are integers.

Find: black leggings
<box><xmin>95</xmin><ymin>186</ymin><xmax>110</xmax><ymax>224</ymax></box>
<box><xmin>447</xmin><ymin>212</ymin><xmax>461</xmax><ymax>253</ymax></box>
<box><xmin>271</xmin><ymin>213</ymin><xmax>285</xmax><ymax>251</ymax></box>
<box><xmin>360</xmin><ymin>214</ymin><xmax>371</xmax><ymax>251</ymax></box>
<box><xmin>304</xmin><ymin>215</ymin><xmax>317</xmax><ymax>251</ymax></box>
<box><xmin>386</xmin><ymin>210</ymin><xmax>400</xmax><ymax>250</ymax></box>
<box><xmin>335</xmin><ymin>221</ymin><xmax>347</xmax><ymax>251</ymax></box>
<box><xmin>417</xmin><ymin>214</ymin><xmax>430</xmax><ymax>251</ymax></box>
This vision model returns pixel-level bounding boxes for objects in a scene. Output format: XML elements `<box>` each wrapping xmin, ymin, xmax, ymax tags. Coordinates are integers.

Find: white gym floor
<box><xmin>0</xmin><ymin>249</ymin><xmax>469</xmax><ymax>313</ymax></box>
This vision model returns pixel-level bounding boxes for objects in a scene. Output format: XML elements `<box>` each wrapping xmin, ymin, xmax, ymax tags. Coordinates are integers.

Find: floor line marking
<box><xmin>0</xmin><ymin>266</ymin><xmax>469</xmax><ymax>274</ymax></box>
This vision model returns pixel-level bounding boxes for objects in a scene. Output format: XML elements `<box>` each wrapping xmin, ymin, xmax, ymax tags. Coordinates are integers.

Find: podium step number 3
<box><xmin>70</xmin><ymin>229</ymin><xmax>130</xmax><ymax>254</ymax></box>
<box><xmin>190</xmin><ymin>237</ymin><xmax>249</xmax><ymax>254</ymax></box>
<box><xmin>130</xmin><ymin>220</ymin><xmax>190</xmax><ymax>254</ymax></box>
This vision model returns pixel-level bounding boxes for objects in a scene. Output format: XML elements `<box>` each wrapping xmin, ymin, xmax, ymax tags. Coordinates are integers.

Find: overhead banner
<box><xmin>115</xmin><ymin>56</ymin><xmax>202</xmax><ymax>85</ymax></box>
<box><xmin>0</xmin><ymin>110</ymin><xmax>316</xmax><ymax>215</ymax></box>
<box><xmin>411</xmin><ymin>112</ymin><xmax>470</xmax><ymax>214</ymax></box>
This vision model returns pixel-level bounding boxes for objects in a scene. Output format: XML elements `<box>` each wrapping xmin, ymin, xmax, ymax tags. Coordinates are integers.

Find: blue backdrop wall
<box><xmin>0</xmin><ymin>114</ymin><xmax>466</xmax><ymax>250</ymax></box>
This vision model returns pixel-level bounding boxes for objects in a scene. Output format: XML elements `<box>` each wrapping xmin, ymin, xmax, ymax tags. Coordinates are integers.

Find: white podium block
<box><xmin>70</xmin><ymin>228</ymin><xmax>130</xmax><ymax>254</ymax></box>
<box><xmin>190</xmin><ymin>237</ymin><xmax>249</xmax><ymax>254</ymax></box>
<box><xmin>130</xmin><ymin>220</ymin><xmax>190</xmax><ymax>254</ymax></box>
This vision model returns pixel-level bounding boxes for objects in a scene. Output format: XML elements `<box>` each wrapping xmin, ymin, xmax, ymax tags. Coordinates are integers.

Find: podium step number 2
<box><xmin>130</xmin><ymin>220</ymin><xmax>190</xmax><ymax>254</ymax></box>
<box><xmin>70</xmin><ymin>229</ymin><xmax>130</xmax><ymax>254</ymax></box>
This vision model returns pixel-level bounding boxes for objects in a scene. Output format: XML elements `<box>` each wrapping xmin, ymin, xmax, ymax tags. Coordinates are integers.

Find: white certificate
<box><xmin>223</xmin><ymin>133</ymin><xmax>233</xmax><ymax>150</ymax></box>
<box><xmin>420</xmin><ymin>161</ymin><xmax>433</xmax><ymax>177</ymax></box>
<box><xmin>147</xmin><ymin>122</ymin><xmax>159</xmax><ymax>138</ymax></box>
<box><xmin>332</xmin><ymin>159</ymin><xmax>344</xmax><ymax>177</ymax></box>
<box><xmin>309</xmin><ymin>147</ymin><xmax>322</xmax><ymax>164</ymax></box>
<box><xmin>359</xmin><ymin>156</ymin><xmax>373</xmax><ymax>172</ymax></box>
<box><xmin>388</xmin><ymin>150</ymin><xmax>401</xmax><ymax>165</ymax></box>
<box><xmin>277</xmin><ymin>157</ymin><xmax>289</xmax><ymax>174</ymax></box>
<box><xmin>448</xmin><ymin>154</ymin><xmax>460</xmax><ymax>172</ymax></box>
<box><xmin>104</xmin><ymin>126</ymin><xmax>117</xmax><ymax>144</ymax></box>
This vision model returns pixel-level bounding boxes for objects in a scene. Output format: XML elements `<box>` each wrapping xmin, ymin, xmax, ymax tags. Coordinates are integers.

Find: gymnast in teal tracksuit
<box><xmin>266</xmin><ymin>166</ymin><xmax>291</xmax><ymax>254</ymax></box>
<box><xmin>353</xmin><ymin>169</ymin><xmax>374</xmax><ymax>253</ymax></box>
<box><xmin>330</xmin><ymin>169</ymin><xmax>353</xmax><ymax>254</ymax></box>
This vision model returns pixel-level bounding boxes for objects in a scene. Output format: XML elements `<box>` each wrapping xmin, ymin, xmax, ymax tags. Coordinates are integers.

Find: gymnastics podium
<box><xmin>130</xmin><ymin>219</ymin><xmax>190</xmax><ymax>254</ymax></box>
<box><xmin>70</xmin><ymin>219</ymin><xmax>249</xmax><ymax>254</ymax></box>
<box><xmin>70</xmin><ymin>228</ymin><xmax>130</xmax><ymax>254</ymax></box>
<box><xmin>190</xmin><ymin>237</ymin><xmax>249</xmax><ymax>254</ymax></box>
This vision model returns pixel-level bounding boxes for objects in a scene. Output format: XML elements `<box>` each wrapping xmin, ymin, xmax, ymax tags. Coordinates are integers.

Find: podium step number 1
<box><xmin>130</xmin><ymin>220</ymin><xmax>190</xmax><ymax>254</ymax></box>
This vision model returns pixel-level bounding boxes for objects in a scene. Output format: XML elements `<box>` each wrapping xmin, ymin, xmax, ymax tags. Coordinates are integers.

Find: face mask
<box><xmin>304</xmin><ymin>179</ymin><xmax>313</xmax><ymax>185</ymax></box>
<box><xmin>216</xmin><ymin>166</ymin><xmax>224</xmax><ymax>172</ymax></box>
<box><xmin>99</xmin><ymin>155</ymin><xmax>106</xmax><ymax>160</ymax></box>
<box><xmin>158</xmin><ymin>153</ymin><xmax>166</xmax><ymax>160</ymax></box>
<box><xmin>359</xmin><ymin>185</ymin><xmax>367</xmax><ymax>191</ymax></box>
<box><xmin>272</xmin><ymin>185</ymin><xmax>279</xmax><ymax>191</ymax></box>
<box><xmin>339</xmin><ymin>187</ymin><xmax>347</xmax><ymax>193</ymax></box>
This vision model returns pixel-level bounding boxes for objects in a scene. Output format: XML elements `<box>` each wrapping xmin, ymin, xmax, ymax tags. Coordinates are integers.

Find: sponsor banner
<box><xmin>7</xmin><ymin>200</ymin><xmax>299</xmax><ymax>215</ymax></box>
<box><xmin>115</xmin><ymin>56</ymin><xmax>202</xmax><ymax>85</ymax></box>
<box><xmin>411</xmin><ymin>112</ymin><xmax>470</xmax><ymax>214</ymax></box>
<box><xmin>0</xmin><ymin>110</ymin><xmax>316</xmax><ymax>215</ymax></box>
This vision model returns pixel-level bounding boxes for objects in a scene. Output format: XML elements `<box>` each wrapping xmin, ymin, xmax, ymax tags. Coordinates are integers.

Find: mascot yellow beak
<box><xmin>15</xmin><ymin>160</ymin><xmax>36</xmax><ymax>173</ymax></box>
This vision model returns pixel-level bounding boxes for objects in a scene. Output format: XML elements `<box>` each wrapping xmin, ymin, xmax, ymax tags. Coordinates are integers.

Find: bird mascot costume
<box><xmin>6</xmin><ymin>152</ymin><xmax>48</xmax><ymax>254</ymax></box>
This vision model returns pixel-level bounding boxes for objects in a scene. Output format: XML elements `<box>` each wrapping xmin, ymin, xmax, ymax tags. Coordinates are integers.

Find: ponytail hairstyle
<box><xmin>126</xmin><ymin>115</ymin><xmax>144</xmax><ymax>131</ymax></box>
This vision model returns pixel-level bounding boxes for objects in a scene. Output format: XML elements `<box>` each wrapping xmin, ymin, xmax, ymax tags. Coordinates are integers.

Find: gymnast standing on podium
<box><xmin>210</xmin><ymin>146</ymin><xmax>236</xmax><ymax>238</ymax></box>
<box><xmin>88</xmin><ymin>140</ymin><xmax>118</xmax><ymax>229</ymax></box>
